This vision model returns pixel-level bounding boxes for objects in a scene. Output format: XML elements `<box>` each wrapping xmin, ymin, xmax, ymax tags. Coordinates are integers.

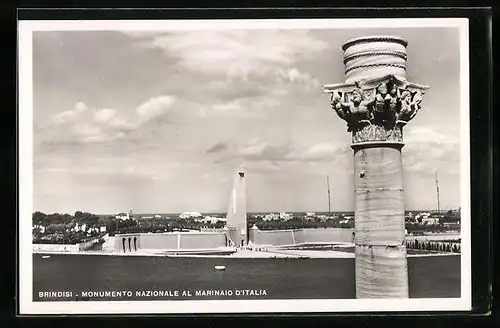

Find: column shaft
<box><xmin>353</xmin><ymin>144</ymin><xmax>409</xmax><ymax>298</ymax></box>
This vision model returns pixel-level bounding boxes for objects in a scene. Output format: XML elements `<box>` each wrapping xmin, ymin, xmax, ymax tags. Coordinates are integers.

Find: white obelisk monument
<box><xmin>226</xmin><ymin>166</ymin><xmax>247</xmax><ymax>247</ymax></box>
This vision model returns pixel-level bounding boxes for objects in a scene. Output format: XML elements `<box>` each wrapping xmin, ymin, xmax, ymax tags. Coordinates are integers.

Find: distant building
<box><xmin>115</xmin><ymin>213</ymin><xmax>130</xmax><ymax>221</ymax></box>
<box><xmin>279</xmin><ymin>212</ymin><xmax>292</xmax><ymax>221</ymax></box>
<box><xmin>340</xmin><ymin>216</ymin><xmax>353</xmax><ymax>224</ymax></box>
<box><xmin>306</xmin><ymin>212</ymin><xmax>316</xmax><ymax>217</ymax></box>
<box><xmin>195</xmin><ymin>216</ymin><xmax>227</xmax><ymax>224</ymax></box>
<box><xmin>415</xmin><ymin>212</ymin><xmax>431</xmax><ymax>222</ymax></box>
<box><xmin>263</xmin><ymin>213</ymin><xmax>280</xmax><ymax>221</ymax></box>
<box><xmin>422</xmin><ymin>217</ymin><xmax>440</xmax><ymax>225</ymax></box>
<box><xmin>73</xmin><ymin>222</ymin><xmax>87</xmax><ymax>232</ymax></box>
<box><xmin>33</xmin><ymin>225</ymin><xmax>45</xmax><ymax>233</ymax></box>
<box><xmin>179</xmin><ymin>212</ymin><xmax>202</xmax><ymax>219</ymax></box>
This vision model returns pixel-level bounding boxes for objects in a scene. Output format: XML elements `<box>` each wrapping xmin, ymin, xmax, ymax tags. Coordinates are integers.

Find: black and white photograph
<box><xmin>18</xmin><ymin>18</ymin><xmax>471</xmax><ymax>314</ymax></box>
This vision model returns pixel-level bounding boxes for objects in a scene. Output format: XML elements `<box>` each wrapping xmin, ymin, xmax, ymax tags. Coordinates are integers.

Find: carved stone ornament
<box><xmin>324</xmin><ymin>74</ymin><xmax>429</xmax><ymax>144</ymax></box>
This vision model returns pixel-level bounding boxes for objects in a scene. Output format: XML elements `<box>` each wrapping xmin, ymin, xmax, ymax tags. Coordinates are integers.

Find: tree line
<box><xmin>33</xmin><ymin>211</ymin><xmax>108</xmax><ymax>244</ymax></box>
<box><xmin>33</xmin><ymin>211</ymin><xmax>101</xmax><ymax>229</ymax></box>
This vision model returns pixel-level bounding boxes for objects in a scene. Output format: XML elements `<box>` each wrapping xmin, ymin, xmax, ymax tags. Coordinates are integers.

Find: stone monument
<box><xmin>322</xmin><ymin>36</ymin><xmax>429</xmax><ymax>298</ymax></box>
<box><xmin>225</xmin><ymin>165</ymin><xmax>247</xmax><ymax>247</ymax></box>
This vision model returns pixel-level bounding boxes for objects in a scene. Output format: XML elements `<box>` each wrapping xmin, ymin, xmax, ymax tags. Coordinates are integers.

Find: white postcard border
<box><xmin>18</xmin><ymin>17</ymin><xmax>471</xmax><ymax>315</ymax></box>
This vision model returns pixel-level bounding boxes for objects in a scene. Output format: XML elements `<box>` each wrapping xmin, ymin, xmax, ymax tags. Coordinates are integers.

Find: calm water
<box><xmin>33</xmin><ymin>254</ymin><xmax>460</xmax><ymax>301</ymax></box>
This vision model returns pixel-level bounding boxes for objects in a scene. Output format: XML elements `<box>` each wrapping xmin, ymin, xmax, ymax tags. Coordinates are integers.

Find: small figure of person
<box><xmin>348</xmin><ymin>88</ymin><xmax>375</xmax><ymax>132</ymax></box>
<box><xmin>386</xmin><ymin>83</ymin><xmax>400</xmax><ymax>122</ymax></box>
<box><xmin>374</xmin><ymin>83</ymin><xmax>389</xmax><ymax>123</ymax></box>
<box><xmin>331</xmin><ymin>88</ymin><xmax>374</xmax><ymax>131</ymax></box>
<box><xmin>398</xmin><ymin>90</ymin><xmax>413</xmax><ymax>122</ymax></box>
<box><xmin>408</xmin><ymin>91</ymin><xmax>423</xmax><ymax>121</ymax></box>
<box><xmin>330</xmin><ymin>91</ymin><xmax>349</xmax><ymax>121</ymax></box>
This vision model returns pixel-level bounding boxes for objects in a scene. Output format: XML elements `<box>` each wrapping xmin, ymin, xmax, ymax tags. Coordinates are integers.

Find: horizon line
<box><xmin>32</xmin><ymin>208</ymin><xmax>460</xmax><ymax>216</ymax></box>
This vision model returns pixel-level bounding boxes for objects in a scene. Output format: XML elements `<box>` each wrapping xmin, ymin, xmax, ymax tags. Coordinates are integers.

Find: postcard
<box><xmin>18</xmin><ymin>17</ymin><xmax>471</xmax><ymax>314</ymax></box>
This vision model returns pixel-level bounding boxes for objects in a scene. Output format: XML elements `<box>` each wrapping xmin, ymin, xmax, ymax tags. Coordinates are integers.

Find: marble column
<box><xmin>322</xmin><ymin>36</ymin><xmax>429</xmax><ymax>298</ymax></box>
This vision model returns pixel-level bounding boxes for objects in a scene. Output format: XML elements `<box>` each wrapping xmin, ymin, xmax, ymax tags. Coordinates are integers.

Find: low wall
<box><xmin>114</xmin><ymin>233</ymin><xmax>142</xmax><ymax>253</ymax></box>
<box><xmin>33</xmin><ymin>237</ymin><xmax>104</xmax><ymax>253</ymax></box>
<box><xmin>113</xmin><ymin>232</ymin><xmax>227</xmax><ymax>253</ymax></box>
<box><xmin>251</xmin><ymin>228</ymin><xmax>354</xmax><ymax>246</ymax></box>
<box><xmin>33</xmin><ymin>244</ymin><xmax>79</xmax><ymax>252</ymax></box>
<box><xmin>253</xmin><ymin>229</ymin><xmax>295</xmax><ymax>246</ymax></box>
<box><xmin>297</xmin><ymin>228</ymin><xmax>354</xmax><ymax>244</ymax></box>
<box><xmin>200</xmin><ymin>228</ymin><xmax>225</xmax><ymax>233</ymax></box>
<box><xmin>76</xmin><ymin>238</ymin><xmax>101</xmax><ymax>251</ymax></box>
<box><xmin>179</xmin><ymin>233</ymin><xmax>226</xmax><ymax>249</ymax></box>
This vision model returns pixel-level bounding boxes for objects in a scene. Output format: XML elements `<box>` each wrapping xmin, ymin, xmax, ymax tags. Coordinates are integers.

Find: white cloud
<box><xmin>123</xmin><ymin>30</ymin><xmax>328</xmax><ymax>79</ymax></box>
<box><xmin>136</xmin><ymin>95</ymin><xmax>177</xmax><ymax>120</ymax></box>
<box><xmin>52</xmin><ymin>101</ymin><xmax>87</xmax><ymax>124</ymax></box>
<box><xmin>48</xmin><ymin>95</ymin><xmax>180</xmax><ymax>144</ymax></box>
<box><xmin>279</xmin><ymin>68</ymin><xmax>314</xmax><ymax>83</ymax></box>
<box><xmin>404</xmin><ymin>126</ymin><xmax>459</xmax><ymax>145</ymax></box>
<box><xmin>72</xmin><ymin>122</ymin><xmax>125</xmax><ymax>144</ymax></box>
<box><xmin>300</xmin><ymin>143</ymin><xmax>339</xmax><ymax>160</ymax></box>
<box><xmin>403</xmin><ymin>126</ymin><xmax>460</xmax><ymax>175</ymax></box>
<box><xmin>277</xmin><ymin>142</ymin><xmax>350</xmax><ymax>163</ymax></box>
<box><xmin>73</xmin><ymin>122</ymin><xmax>101</xmax><ymax>138</ymax></box>
<box><xmin>51</xmin><ymin>102</ymin><xmax>136</xmax><ymax>144</ymax></box>
<box><xmin>238</xmin><ymin>140</ymin><xmax>268</xmax><ymax>156</ymax></box>
<box><xmin>93</xmin><ymin>108</ymin><xmax>116</xmax><ymax>123</ymax></box>
<box><xmin>208</xmin><ymin>97</ymin><xmax>280</xmax><ymax>120</ymax></box>
<box><xmin>213</xmin><ymin>101</ymin><xmax>241</xmax><ymax>112</ymax></box>
<box><xmin>276</xmin><ymin>68</ymin><xmax>321</xmax><ymax>93</ymax></box>
<box><xmin>106</xmin><ymin>116</ymin><xmax>136</xmax><ymax>131</ymax></box>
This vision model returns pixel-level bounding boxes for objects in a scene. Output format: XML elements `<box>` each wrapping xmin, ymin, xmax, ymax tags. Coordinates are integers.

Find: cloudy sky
<box><xmin>32</xmin><ymin>25</ymin><xmax>463</xmax><ymax>214</ymax></box>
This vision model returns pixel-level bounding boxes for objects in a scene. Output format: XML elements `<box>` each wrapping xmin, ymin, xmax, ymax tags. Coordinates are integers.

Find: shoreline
<box><xmin>33</xmin><ymin>249</ymin><xmax>460</xmax><ymax>259</ymax></box>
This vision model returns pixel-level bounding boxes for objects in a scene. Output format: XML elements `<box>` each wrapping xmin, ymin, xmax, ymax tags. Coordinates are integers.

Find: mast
<box><xmin>327</xmin><ymin>176</ymin><xmax>331</xmax><ymax>213</ymax></box>
<box><xmin>435</xmin><ymin>170</ymin><xmax>440</xmax><ymax>213</ymax></box>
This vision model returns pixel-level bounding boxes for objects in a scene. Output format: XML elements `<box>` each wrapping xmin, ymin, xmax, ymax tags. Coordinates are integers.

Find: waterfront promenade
<box><xmin>32</xmin><ymin>233</ymin><xmax>461</xmax><ymax>258</ymax></box>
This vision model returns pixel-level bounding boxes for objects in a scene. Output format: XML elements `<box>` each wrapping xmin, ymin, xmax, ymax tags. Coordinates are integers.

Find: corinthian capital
<box><xmin>323</xmin><ymin>36</ymin><xmax>429</xmax><ymax>144</ymax></box>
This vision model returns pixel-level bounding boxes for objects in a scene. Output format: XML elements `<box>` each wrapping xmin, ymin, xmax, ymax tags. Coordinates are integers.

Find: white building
<box><xmin>279</xmin><ymin>212</ymin><xmax>292</xmax><ymax>221</ymax></box>
<box><xmin>33</xmin><ymin>225</ymin><xmax>45</xmax><ymax>233</ymax></box>
<box><xmin>179</xmin><ymin>212</ymin><xmax>202</xmax><ymax>219</ymax></box>
<box><xmin>263</xmin><ymin>213</ymin><xmax>280</xmax><ymax>221</ymax></box>
<box><xmin>115</xmin><ymin>213</ymin><xmax>130</xmax><ymax>221</ymax></box>
<box><xmin>74</xmin><ymin>222</ymin><xmax>87</xmax><ymax>232</ymax></box>
<box><xmin>415</xmin><ymin>212</ymin><xmax>431</xmax><ymax>221</ymax></box>
<box><xmin>340</xmin><ymin>216</ymin><xmax>353</xmax><ymax>224</ymax></box>
<box><xmin>196</xmin><ymin>216</ymin><xmax>228</xmax><ymax>224</ymax></box>
<box><xmin>422</xmin><ymin>217</ymin><xmax>440</xmax><ymax>225</ymax></box>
